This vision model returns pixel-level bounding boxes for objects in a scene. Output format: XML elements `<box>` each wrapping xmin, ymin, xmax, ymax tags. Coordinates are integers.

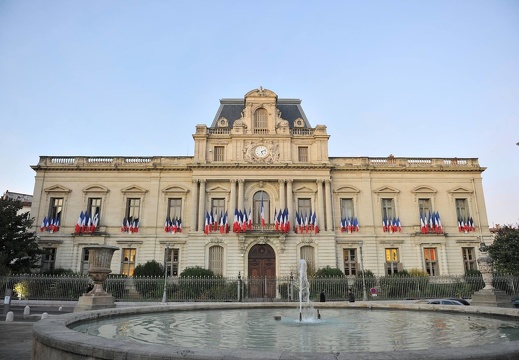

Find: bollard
<box><xmin>41</xmin><ymin>312</ymin><xmax>49</xmax><ymax>320</ymax></box>
<box><xmin>23</xmin><ymin>305</ymin><xmax>30</xmax><ymax>319</ymax></box>
<box><xmin>6</xmin><ymin>311</ymin><xmax>14</xmax><ymax>322</ymax></box>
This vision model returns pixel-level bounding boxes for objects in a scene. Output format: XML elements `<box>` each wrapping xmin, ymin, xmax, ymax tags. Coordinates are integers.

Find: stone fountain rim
<box><xmin>32</xmin><ymin>302</ymin><xmax>519</xmax><ymax>360</ymax></box>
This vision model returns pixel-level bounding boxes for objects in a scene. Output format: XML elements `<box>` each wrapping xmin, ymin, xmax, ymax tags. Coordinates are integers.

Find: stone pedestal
<box><xmin>471</xmin><ymin>289</ymin><xmax>512</xmax><ymax>308</ymax></box>
<box><xmin>470</xmin><ymin>243</ymin><xmax>511</xmax><ymax>308</ymax></box>
<box><xmin>74</xmin><ymin>245</ymin><xmax>119</xmax><ymax>312</ymax></box>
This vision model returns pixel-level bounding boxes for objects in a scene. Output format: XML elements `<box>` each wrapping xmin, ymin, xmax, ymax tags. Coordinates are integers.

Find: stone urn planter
<box><xmin>74</xmin><ymin>245</ymin><xmax>119</xmax><ymax>312</ymax></box>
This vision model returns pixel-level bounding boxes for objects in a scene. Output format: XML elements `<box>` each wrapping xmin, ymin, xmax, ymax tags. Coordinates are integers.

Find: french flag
<box><xmin>260</xmin><ymin>196</ymin><xmax>265</xmax><ymax>227</ymax></box>
<box><xmin>75</xmin><ymin>211</ymin><xmax>84</xmax><ymax>234</ymax></box>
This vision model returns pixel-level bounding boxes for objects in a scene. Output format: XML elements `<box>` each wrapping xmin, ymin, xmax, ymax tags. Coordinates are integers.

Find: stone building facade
<box><xmin>30</xmin><ymin>88</ymin><xmax>492</xmax><ymax>283</ymax></box>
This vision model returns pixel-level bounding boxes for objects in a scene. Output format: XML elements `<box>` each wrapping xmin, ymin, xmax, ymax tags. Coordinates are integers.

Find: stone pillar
<box><xmin>229</xmin><ymin>179</ymin><xmax>236</xmax><ymax>215</ymax></box>
<box><xmin>325</xmin><ymin>179</ymin><xmax>333</xmax><ymax>232</ymax></box>
<box><xmin>471</xmin><ymin>243</ymin><xmax>511</xmax><ymax>307</ymax></box>
<box><xmin>279</xmin><ymin>179</ymin><xmax>286</xmax><ymax>211</ymax></box>
<box><xmin>317</xmin><ymin>179</ymin><xmax>325</xmax><ymax>232</ymax></box>
<box><xmin>191</xmin><ymin>179</ymin><xmax>198</xmax><ymax>232</ymax></box>
<box><xmin>238</xmin><ymin>179</ymin><xmax>244</xmax><ymax>211</ymax></box>
<box><xmin>287</xmin><ymin>180</ymin><xmax>293</xmax><ymax>228</ymax></box>
<box><xmin>198</xmin><ymin>180</ymin><xmax>206</xmax><ymax>231</ymax></box>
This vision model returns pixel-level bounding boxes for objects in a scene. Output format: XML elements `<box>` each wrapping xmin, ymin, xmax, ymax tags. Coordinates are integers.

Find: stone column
<box><xmin>238</xmin><ymin>179</ymin><xmax>244</xmax><ymax>211</ymax></box>
<box><xmin>287</xmin><ymin>180</ymin><xmax>294</xmax><ymax>228</ymax></box>
<box><xmin>191</xmin><ymin>179</ymin><xmax>198</xmax><ymax>232</ymax></box>
<box><xmin>317</xmin><ymin>179</ymin><xmax>325</xmax><ymax>232</ymax></box>
<box><xmin>279</xmin><ymin>179</ymin><xmax>286</xmax><ymax>211</ymax></box>
<box><xmin>229</xmin><ymin>179</ymin><xmax>236</xmax><ymax>215</ymax></box>
<box><xmin>198</xmin><ymin>180</ymin><xmax>206</xmax><ymax>231</ymax></box>
<box><xmin>325</xmin><ymin>179</ymin><xmax>333</xmax><ymax>232</ymax></box>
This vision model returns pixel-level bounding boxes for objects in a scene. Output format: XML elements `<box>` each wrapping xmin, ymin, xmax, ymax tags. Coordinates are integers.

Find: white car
<box><xmin>427</xmin><ymin>299</ymin><xmax>465</xmax><ymax>305</ymax></box>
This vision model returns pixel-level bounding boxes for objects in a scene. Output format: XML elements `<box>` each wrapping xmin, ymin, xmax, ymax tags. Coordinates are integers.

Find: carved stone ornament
<box><xmin>209</xmin><ymin>237</ymin><xmax>224</xmax><ymax>244</ymax></box>
<box><xmin>300</xmin><ymin>237</ymin><xmax>315</xmax><ymax>244</ymax></box>
<box><xmin>243</xmin><ymin>140</ymin><xmax>280</xmax><ymax>163</ymax></box>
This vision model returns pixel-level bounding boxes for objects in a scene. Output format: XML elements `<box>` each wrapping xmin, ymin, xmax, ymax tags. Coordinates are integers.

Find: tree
<box><xmin>133</xmin><ymin>260</ymin><xmax>164</xmax><ymax>277</ymax></box>
<box><xmin>0</xmin><ymin>197</ymin><xmax>45</xmax><ymax>274</ymax></box>
<box><xmin>488</xmin><ymin>225</ymin><xmax>519</xmax><ymax>275</ymax></box>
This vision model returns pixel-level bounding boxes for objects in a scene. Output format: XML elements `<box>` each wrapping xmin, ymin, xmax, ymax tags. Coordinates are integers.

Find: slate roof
<box><xmin>210</xmin><ymin>98</ymin><xmax>311</xmax><ymax>128</ymax></box>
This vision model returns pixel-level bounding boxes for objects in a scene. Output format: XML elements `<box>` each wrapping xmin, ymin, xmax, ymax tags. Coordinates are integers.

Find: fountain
<box><xmin>74</xmin><ymin>245</ymin><xmax>119</xmax><ymax>312</ymax></box>
<box><xmin>32</xmin><ymin>256</ymin><xmax>519</xmax><ymax>359</ymax></box>
<box><xmin>298</xmin><ymin>259</ymin><xmax>318</xmax><ymax>322</ymax></box>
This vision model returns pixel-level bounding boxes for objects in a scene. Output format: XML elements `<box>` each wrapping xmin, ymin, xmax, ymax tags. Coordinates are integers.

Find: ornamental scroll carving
<box><xmin>238</xmin><ymin>235</ymin><xmax>286</xmax><ymax>254</ymax></box>
<box><xmin>243</xmin><ymin>140</ymin><xmax>280</xmax><ymax>164</ymax></box>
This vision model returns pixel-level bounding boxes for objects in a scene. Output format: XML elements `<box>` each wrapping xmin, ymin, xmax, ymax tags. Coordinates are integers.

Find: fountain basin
<box><xmin>32</xmin><ymin>302</ymin><xmax>519</xmax><ymax>360</ymax></box>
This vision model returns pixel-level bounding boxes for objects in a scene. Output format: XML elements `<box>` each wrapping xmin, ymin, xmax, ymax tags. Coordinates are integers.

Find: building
<box><xmin>2</xmin><ymin>190</ymin><xmax>32</xmax><ymax>215</ymax></box>
<box><xmin>30</xmin><ymin>88</ymin><xmax>492</xmax><ymax>288</ymax></box>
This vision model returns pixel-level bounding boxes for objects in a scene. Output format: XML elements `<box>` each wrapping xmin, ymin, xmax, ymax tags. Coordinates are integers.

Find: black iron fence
<box><xmin>1</xmin><ymin>274</ymin><xmax>518</xmax><ymax>303</ymax></box>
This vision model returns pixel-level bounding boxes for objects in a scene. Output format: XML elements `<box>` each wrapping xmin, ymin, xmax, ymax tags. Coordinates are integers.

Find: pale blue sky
<box><xmin>1</xmin><ymin>1</ymin><xmax>518</xmax><ymax>225</ymax></box>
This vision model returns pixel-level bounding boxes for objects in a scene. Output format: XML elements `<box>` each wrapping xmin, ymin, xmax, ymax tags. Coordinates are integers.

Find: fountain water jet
<box><xmin>298</xmin><ymin>259</ymin><xmax>318</xmax><ymax>322</ymax></box>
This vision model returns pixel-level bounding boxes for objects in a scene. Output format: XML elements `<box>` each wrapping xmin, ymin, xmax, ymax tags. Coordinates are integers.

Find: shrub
<box><xmin>314</xmin><ymin>266</ymin><xmax>344</xmax><ymax>277</ymax></box>
<box><xmin>133</xmin><ymin>260</ymin><xmax>164</xmax><ymax>277</ymax></box>
<box><xmin>180</xmin><ymin>266</ymin><xmax>215</xmax><ymax>278</ymax></box>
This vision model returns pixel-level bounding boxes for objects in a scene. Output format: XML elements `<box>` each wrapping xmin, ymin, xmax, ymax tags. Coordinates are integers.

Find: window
<box><xmin>209</xmin><ymin>245</ymin><xmax>223</xmax><ymax>276</ymax></box>
<box><xmin>298</xmin><ymin>198</ymin><xmax>311</xmax><ymax>218</ymax></box>
<box><xmin>88</xmin><ymin>198</ymin><xmax>101</xmax><ymax>226</ymax></box>
<box><xmin>423</xmin><ymin>248</ymin><xmax>438</xmax><ymax>276</ymax></box>
<box><xmin>381</xmin><ymin>198</ymin><xmax>395</xmax><ymax>219</ymax></box>
<box><xmin>298</xmin><ymin>147</ymin><xmax>308</xmax><ymax>162</ymax></box>
<box><xmin>418</xmin><ymin>198</ymin><xmax>431</xmax><ymax>216</ymax></box>
<box><xmin>213</xmin><ymin>146</ymin><xmax>224</xmax><ymax>162</ymax></box>
<box><xmin>341</xmin><ymin>198</ymin><xmax>355</xmax><ymax>219</ymax></box>
<box><xmin>462</xmin><ymin>247</ymin><xmax>476</xmax><ymax>272</ymax></box>
<box><xmin>254</xmin><ymin>191</ymin><xmax>269</xmax><ymax>224</ymax></box>
<box><xmin>254</xmin><ymin>108</ymin><xmax>268</xmax><ymax>134</ymax></box>
<box><xmin>121</xmin><ymin>248</ymin><xmax>136</xmax><ymax>276</ymax></box>
<box><xmin>343</xmin><ymin>249</ymin><xmax>357</xmax><ymax>276</ymax></box>
<box><xmin>385</xmin><ymin>248</ymin><xmax>400</xmax><ymax>275</ymax></box>
<box><xmin>126</xmin><ymin>198</ymin><xmax>140</xmax><ymax>224</ymax></box>
<box><xmin>211</xmin><ymin>198</ymin><xmax>225</xmax><ymax>222</ymax></box>
<box><xmin>300</xmin><ymin>246</ymin><xmax>315</xmax><ymax>273</ymax></box>
<box><xmin>168</xmin><ymin>198</ymin><xmax>182</xmax><ymax>219</ymax></box>
<box><xmin>81</xmin><ymin>248</ymin><xmax>89</xmax><ymax>275</ymax></box>
<box><xmin>49</xmin><ymin>197</ymin><xmax>63</xmax><ymax>231</ymax></box>
<box><xmin>41</xmin><ymin>248</ymin><xmax>56</xmax><ymax>272</ymax></box>
<box><xmin>455</xmin><ymin>199</ymin><xmax>469</xmax><ymax>220</ymax></box>
<box><xmin>165</xmin><ymin>248</ymin><xmax>179</xmax><ymax>276</ymax></box>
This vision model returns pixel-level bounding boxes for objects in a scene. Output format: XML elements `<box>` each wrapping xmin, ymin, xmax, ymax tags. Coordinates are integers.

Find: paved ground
<box><xmin>0</xmin><ymin>304</ymin><xmax>74</xmax><ymax>360</ymax></box>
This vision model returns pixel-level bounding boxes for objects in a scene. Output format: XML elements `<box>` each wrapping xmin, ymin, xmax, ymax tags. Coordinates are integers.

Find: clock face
<box><xmin>254</xmin><ymin>145</ymin><xmax>268</xmax><ymax>158</ymax></box>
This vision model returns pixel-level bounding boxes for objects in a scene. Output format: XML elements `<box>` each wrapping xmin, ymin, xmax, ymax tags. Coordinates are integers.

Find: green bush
<box><xmin>314</xmin><ymin>266</ymin><xmax>344</xmax><ymax>277</ymax></box>
<box><xmin>180</xmin><ymin>266</ymin><xmax>215</xmax><ymax>278</ymax></box>
<box><xmin>133</xmin><ymin>260</ymin><xmax>164</xmax><ymax>277</ymax></box>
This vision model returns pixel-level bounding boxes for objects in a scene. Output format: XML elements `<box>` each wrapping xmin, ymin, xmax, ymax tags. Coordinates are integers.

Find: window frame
<box><xmin>121</xmin><ymin>248</ymin><xmax>136</xmax><ymax>276</ymax></box>
<box><xmin>209</xmin><ymin>245</ymin><xmax>224</xmax><ymax>276</ymax></box>
<box><xmin>343</xmin><ymin>248</ymin><xmax>357</xmax><ymax>276</ymax></box>
<box><xmin>423</xmin><ymin>247</ymin><xmax>438</xmax><ymax>276</ymax></box>
<box><xmin>298</xmin><ymin>146</ymin><xmax>309</xmax><ymax>162</ymax></box>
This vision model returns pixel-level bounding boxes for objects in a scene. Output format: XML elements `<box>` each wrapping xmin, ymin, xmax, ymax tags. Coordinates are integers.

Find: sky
<box><xmin>0</xmin><ymin>1</ymin><xmax>518</xmax><ymax>226</ymax></box>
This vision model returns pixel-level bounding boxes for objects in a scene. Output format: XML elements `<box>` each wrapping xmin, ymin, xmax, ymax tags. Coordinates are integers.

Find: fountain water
<box><xmin>298</xmin><ymin>259</ymin><xmax>318</xmax><ymax>322</ymax></box>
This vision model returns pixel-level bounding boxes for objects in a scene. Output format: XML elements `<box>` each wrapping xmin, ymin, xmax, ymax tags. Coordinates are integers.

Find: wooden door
<box><xmin>248</xmin><ymin>244</ymin><xmax>276</xmax><ymax>298</ymax></box>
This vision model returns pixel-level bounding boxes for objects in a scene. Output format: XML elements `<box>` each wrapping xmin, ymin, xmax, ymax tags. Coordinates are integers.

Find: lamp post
<box><xmin>161</xmin><ymin>243</ymin><xmax>169</xmax><ymax>303</ymax></box>
<box><xmin>359</xmin><ymin>241</ymin><xmax>368</xmax><ymax>301</ymax></box>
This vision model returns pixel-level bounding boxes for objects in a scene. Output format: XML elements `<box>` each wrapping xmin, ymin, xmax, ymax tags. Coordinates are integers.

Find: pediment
<box><xmin>44</xmin><ymin>185</ymin><xmax>71</xmax><ymax>194</ymax></box>
<box><xmin>121</xmin><ymin>185</ymin><xmax>148</xmax><ymax>195</ymax></box>
<box><xmin>412</xmin><ymin>186</ymin><xmax>437</xmax><ymax>194</ymax></box>
<box><xmin>244</xmin><ymin>87</ymin><xmax>277</xmax><ymax>99</ymax></box>
<box><xmin>335</xmin><ymin>186</ymin><xmax>360</xmax><ymax>194</ymax></box>
<box><xmin>448</xmin><ymin>186</ymin><xmax>473</xmax><ymax>194</ymax></box>
<box><xmin>162</xmin><ymin>185</ymin><xmax>189</xmax><ymax>194</ymax></box>
<box><xmin>83</xmin><ymin>185</ymin><xmax>109</xmax><ymax>194</ymax></box>
<box><xmin>374</xmin><ymin>186</ymin><xmax>400</xmax><ymax>194</ymax></box>
<box><xmin>207</xmin><ymin>185</ymin><xmax>229</xmax><ymax>193</ymax></box>
<box><xmin>294</xmin><ymin>186</ymin><xmax>315</xmax><ymax>193</ymax></box>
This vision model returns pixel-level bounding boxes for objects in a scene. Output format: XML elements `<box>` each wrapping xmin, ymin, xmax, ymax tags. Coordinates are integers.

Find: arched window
<box><xmin>300</xmin><ymin>246</ymin><xmax>315</xmax><ymax>273</ymax></box>
<box><xmin>209</xmin><ymin>245</ymin><xmax>223</xmax><ymax>276</ymax></box>
<box><xmin>253</xmin><ymin>191</ymin><xmax>270</xmax><ymax>226</ymax></box>
<box><xmin>254</xmin><ymin>108</ymin><xmax>268</xmax><ymax>134</ymax></box>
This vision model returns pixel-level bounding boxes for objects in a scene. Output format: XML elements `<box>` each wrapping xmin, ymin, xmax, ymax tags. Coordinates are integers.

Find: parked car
<box><xmin>448</xmin><ymin>298</ymin><xmax>470</xmax><ymax>305</ymax></box>
<box><xmin>427</xmin><ymin>299</ymin><xmax>465</xmax><ymax>305</ymax></box>
<box><xmin>512</xmin><ymin>296</ymin><xmax>519</xmax><ymax>308</ymax></box>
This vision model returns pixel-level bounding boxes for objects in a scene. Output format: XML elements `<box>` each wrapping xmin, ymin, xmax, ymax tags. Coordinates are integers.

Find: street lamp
<box><xmin>161</xmin><ymin>243</ymin><xmax>170</xmax><ymax>303</ymax></box>
<box><xmin>359</xmin><ymin>241</ymin><xmax>368</xmax><ymax>301</ymax></box>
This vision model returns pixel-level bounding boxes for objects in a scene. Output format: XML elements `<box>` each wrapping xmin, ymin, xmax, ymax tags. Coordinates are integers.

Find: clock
<box><xmin>254</xmin><ymin>145</ymin><xmax>268</xmax><ymax>158</ymax></box>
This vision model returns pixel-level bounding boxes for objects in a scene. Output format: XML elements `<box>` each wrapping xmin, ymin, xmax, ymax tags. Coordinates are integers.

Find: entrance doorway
<box><xmin>248</xmin><ymin>244</ymin><xmax>276</xmax><ymax>298</ymax></box>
